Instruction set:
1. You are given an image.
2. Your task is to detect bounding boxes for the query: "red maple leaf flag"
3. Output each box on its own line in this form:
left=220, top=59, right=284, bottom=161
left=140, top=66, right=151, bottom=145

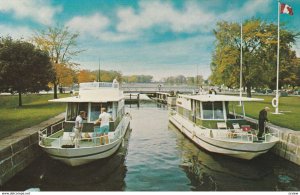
left=280, top=3, right=293, bottom=15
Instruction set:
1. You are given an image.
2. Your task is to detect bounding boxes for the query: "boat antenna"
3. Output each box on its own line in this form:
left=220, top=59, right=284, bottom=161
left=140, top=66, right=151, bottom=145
left=98, top=58, right=101, bottom=82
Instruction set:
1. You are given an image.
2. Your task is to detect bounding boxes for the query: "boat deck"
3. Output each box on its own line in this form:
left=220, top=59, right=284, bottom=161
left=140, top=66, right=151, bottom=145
left=44, top=132, right=116, bottom=148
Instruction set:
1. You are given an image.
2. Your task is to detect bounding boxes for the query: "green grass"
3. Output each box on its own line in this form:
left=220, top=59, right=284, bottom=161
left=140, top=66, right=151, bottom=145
left=243, top=95, right=300, bottom=131
left=0, top=93, right=68, bottom=139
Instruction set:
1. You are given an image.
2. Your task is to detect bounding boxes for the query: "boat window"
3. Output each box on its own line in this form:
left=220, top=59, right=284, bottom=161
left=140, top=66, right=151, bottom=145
left=214, top=102, right=224, bottom=119
left=78, top=103, right=88, bottom=120
left=202, top=102, right=224, bottom=120
left=67, top=102, right=78, bottom=121
left=202, top=102, right=213, bottom=119
left=90, top=102, right=113, bottom=122
left=90, top=103, right=101, bottom=122
left=66, top=102, right=88, bottom=121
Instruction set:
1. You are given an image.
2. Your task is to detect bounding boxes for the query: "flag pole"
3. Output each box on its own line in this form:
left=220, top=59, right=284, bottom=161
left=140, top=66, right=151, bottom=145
left=274, top=0, right=280, bottom=114
left=239, top=22, right=243, bottom=106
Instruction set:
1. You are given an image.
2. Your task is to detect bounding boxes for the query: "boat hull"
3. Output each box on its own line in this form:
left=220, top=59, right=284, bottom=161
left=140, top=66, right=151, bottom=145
left=40, top=116, right=130, bottom=166
left=169, top=114, right=279, bottom=160
left=41, top=139, right=123, bottom=166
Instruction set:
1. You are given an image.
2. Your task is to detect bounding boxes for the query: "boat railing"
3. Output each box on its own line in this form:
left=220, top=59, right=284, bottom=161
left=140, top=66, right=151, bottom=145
left=80, top=82, right=119, bottom=90
left=212, top=130, right=254, bottom=142
left=39, top=116, right=129, bottom=147
left=39, top=128, right=111, bottom=147
left=39, top=121, right=64, bottom=146
left=212, top=128, right=278, bottom=143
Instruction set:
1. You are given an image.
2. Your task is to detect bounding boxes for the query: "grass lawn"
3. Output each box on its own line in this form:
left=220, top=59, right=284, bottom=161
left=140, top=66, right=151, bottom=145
left=243, top=95, right=300, bottom=131
left=0, top=93, right=68, bottom=139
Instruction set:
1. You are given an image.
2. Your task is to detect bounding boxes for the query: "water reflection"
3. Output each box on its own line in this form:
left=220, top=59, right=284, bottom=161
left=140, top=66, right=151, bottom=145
left=169, top=122, right=300, bottom=191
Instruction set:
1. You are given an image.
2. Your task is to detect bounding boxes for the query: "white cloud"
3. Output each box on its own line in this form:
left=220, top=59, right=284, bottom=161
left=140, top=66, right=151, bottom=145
left=66, top=12, right=140, bottom=42
left=0, top=0, right=62, bottom=25
left=66, top=13, right=110, bottom=36
left=116, top=1, right=216, bottom=33
left=220, top=0, right=272, bottom=21
left=0, top=24, right=33, bottom=39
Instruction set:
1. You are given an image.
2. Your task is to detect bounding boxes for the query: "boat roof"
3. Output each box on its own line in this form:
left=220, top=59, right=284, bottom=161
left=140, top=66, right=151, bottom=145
left=179, top=94, right=263, bottom=102
left=49, top=81, right=124, bottom=103
left=49, top=94, right=124, bottom=103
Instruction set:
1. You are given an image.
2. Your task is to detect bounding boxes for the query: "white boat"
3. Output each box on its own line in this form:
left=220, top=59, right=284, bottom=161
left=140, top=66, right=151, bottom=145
left=39, top=81, right=131, bottom=166
left=169, top=94, right=279, bottom=160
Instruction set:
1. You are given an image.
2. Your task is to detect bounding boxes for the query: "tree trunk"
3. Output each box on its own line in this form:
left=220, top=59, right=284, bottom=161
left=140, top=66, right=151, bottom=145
left=246, top=83, right=252, bottom=97
left=53, top=82, right=58, bottom=99
left=18, top=91, right=22, bottom=107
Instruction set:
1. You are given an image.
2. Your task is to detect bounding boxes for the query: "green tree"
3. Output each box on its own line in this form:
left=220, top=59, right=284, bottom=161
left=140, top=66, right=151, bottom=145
left=32, top=25, right=84, bottom=99
left=210, top=19, right=299, bottom=97
left=91, top=70, right=122, bottom=83
left=0, top=37, right=54, bottom=106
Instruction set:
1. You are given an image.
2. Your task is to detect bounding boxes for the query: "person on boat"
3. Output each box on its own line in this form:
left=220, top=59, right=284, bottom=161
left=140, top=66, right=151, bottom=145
left=257, top=107, right=270, bottom=140
left=74, top=111, right=85, bottom=148
left=95, top=107, right=112, bottom=145
left=113, top=77, right=119, bottom=88
left=208, top=88, right=217, bottom=95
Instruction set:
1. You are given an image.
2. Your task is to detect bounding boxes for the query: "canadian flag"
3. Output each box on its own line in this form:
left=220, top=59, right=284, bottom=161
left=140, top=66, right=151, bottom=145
left=280, top=3, right=293, bottom=15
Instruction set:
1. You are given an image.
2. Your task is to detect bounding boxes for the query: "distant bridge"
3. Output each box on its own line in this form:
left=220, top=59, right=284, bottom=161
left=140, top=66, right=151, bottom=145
left=121, top=83, right=198, bottom=94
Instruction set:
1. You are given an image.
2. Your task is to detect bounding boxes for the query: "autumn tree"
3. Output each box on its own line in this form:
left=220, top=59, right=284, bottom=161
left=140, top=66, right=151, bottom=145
left=0, top=37, right=54, bottom=106
left=32, top=25, right=83, bottom=98
left=55, top=63, right=77, bottom=93
left=210, top=19, right=299, bottom=97
left=77, top=69, right=97, bottom=83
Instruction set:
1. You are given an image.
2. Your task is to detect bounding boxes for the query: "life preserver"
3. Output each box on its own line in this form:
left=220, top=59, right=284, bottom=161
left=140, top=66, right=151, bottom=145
left=272, top=97, right=278, bottom=108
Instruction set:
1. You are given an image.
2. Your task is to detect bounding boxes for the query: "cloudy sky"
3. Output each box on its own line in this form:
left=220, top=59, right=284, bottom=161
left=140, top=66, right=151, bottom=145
left=0, top=0, right=299, bottom=80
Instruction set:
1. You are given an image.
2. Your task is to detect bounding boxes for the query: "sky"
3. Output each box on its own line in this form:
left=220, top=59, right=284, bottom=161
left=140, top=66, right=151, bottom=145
left=0, top=0, right=299, bottom=81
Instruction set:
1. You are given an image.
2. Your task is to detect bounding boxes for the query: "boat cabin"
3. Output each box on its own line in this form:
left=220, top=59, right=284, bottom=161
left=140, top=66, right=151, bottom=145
left=175, top=94, right=263, bottom=130
left=50, top=82, right=125, bottom=132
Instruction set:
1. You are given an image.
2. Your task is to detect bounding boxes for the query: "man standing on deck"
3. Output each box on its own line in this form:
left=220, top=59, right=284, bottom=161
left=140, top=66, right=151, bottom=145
left=74, top=111, right=85, bottom=148
left=257, top=107, right=270, bottom=140
left=95, top=108, right=112, bottom=145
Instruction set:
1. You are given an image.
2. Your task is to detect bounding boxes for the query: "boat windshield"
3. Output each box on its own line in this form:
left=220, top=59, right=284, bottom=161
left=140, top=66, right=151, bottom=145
left=202, top=102, right=224, bottom=120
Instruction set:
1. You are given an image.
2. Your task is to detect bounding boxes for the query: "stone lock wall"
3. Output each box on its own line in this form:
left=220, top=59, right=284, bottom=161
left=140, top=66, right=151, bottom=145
left=272, top=129, right=300, bottom=166
left=0, top=114, right=64, bottom=186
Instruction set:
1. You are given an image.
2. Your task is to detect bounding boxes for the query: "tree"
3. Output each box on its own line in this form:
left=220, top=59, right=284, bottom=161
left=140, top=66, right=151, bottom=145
left=55, top=63, right=77, bottom=93
left=91, top=70, right=123, bottom=83
left=0, top=37, right=54, bottom=106
left=210, top=19, right=299, bottom=97
left=32, top=25, right=84, bottom=98
left=122, top=74, right=153, bottom=83
left=77, top=69, right=97, bottom=83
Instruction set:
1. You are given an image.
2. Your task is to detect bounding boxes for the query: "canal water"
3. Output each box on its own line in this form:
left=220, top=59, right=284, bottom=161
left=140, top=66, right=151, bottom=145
left=1, top=101, right=300, bottom=191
